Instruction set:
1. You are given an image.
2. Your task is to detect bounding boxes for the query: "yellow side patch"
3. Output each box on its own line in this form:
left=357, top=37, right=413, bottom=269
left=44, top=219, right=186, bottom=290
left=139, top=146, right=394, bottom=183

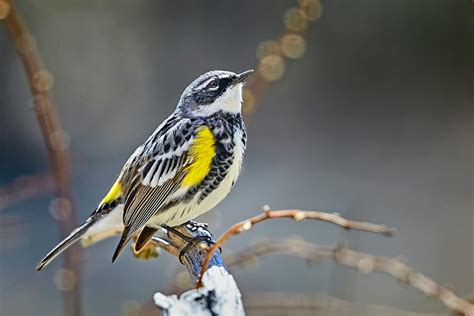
left=100, top=180, right=122, bottom=205
left=182, top=126, right=216, bottom=187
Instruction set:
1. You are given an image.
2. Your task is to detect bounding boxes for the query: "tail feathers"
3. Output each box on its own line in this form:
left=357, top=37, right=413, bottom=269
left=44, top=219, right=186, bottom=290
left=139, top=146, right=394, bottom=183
left=134, top=226, right=158, bottom=253
left=35, top=219, right=94, bottom=271
left=111, top=226, right=131, bottom=263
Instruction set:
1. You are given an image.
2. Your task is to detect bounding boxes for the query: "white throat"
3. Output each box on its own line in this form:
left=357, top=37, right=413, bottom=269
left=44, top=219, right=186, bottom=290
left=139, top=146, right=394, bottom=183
left=196, top=84, right=243, bottom=116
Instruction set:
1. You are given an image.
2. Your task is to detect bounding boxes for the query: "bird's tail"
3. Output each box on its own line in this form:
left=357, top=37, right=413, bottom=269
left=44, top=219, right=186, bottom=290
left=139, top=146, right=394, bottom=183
left=35, top=219, right=94, bottom=271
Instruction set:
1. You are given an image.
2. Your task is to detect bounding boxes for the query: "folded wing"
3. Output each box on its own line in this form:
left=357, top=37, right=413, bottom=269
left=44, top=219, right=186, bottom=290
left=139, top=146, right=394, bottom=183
left=112, top=118, right=211, bottom=261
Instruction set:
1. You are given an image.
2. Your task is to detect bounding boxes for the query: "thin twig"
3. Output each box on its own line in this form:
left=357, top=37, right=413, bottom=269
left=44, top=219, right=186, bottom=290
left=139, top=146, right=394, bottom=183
left=0, top=173, right=52, bottom=211
left=2, top=1, right=82, bottom=315
left=197, top=206, right=394, bottom=287
left=81, top=206, right=393, bottom=250
left=243, top=292, right=442, bottom=315
left=225, top=239, right=474, bottom=316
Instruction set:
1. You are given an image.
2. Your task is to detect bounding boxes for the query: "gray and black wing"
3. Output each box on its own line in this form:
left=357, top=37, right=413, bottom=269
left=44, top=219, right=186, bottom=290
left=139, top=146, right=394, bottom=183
left=111, top=117, right=203, bottom=261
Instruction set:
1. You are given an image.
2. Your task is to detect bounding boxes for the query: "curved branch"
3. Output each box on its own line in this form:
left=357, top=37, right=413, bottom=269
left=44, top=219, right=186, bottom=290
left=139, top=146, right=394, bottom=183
left=197, top=206, right=394, bottom=287
left=225, top=239, right=474, bottom=316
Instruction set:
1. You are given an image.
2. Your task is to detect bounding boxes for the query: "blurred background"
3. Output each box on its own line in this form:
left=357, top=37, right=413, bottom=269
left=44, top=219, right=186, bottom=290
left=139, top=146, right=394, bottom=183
left=0, top=0, right=472, bottom=315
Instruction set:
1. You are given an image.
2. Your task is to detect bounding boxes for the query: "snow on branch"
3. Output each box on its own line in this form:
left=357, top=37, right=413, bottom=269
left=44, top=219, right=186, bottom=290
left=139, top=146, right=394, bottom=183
left=146, top=223, right=244, bottom=316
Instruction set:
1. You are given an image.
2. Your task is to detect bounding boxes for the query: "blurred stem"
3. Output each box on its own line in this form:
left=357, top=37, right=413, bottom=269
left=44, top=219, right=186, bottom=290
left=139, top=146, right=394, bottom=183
left=0, top=173, right=52, bottom=211
left=197, top=206, right=394, bottom=287
left=226, top=239, right=474, bottom=316
left=2, top=1, right=82, bottom=315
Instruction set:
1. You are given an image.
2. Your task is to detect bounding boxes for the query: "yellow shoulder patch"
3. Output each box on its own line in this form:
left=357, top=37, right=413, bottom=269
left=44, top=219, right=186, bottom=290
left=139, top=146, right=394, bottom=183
left=100, top=180, right=122, bottom=205
left=182, top=126, right=216, bottom=187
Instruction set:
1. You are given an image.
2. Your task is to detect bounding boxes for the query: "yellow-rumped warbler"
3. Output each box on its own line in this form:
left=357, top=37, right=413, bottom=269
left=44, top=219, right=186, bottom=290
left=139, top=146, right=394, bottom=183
left=35, top=69, right=253, bottom=270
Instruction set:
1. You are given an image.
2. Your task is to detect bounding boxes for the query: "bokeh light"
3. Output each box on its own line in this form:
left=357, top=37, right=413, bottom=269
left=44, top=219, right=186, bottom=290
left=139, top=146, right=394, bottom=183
left=49, top=197, right=72, bottom=221
left=299, top=0, right=322, bottom=21
left=33, top=70, right=54, bottom=92
left=283, top=8, right=308, bottom=32
left=256, top=40, right=281, bottom=60
left=281, top=34, right=306, bottom=59
left=258, top=55, right=286, bottom=81
left=49, top=129, right=71, bottom=151
left=0, top=0, right=10, bottom=19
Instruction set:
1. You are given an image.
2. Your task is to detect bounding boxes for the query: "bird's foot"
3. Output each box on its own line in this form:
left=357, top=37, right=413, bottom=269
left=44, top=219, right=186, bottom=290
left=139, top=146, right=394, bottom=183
left=178, top=234, right=216, bottom=264
left=162, top=222, right=221, bottom=265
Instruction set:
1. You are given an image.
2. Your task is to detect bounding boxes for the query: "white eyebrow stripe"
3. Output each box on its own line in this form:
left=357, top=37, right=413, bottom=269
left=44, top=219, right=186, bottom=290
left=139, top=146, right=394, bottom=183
left=194, top=78, right=215, bottom=91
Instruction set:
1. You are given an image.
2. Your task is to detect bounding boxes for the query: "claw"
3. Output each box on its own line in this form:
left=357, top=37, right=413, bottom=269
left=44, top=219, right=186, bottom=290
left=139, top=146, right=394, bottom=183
left=162, top=222, right=217, bottom=264
left=177, top=235, right=215, bottom=265
left=178, top=248, right=187, bottom=264
left=178, top=241, right=195, bottom=264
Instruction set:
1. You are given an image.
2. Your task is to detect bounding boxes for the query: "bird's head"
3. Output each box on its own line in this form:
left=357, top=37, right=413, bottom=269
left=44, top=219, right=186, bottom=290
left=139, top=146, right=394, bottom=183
left=177, top=70, right=253, bottom=117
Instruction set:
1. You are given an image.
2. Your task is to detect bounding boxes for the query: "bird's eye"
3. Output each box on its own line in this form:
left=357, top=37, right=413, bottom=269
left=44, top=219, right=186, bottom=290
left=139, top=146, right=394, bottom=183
left=208, top=80, right=219, bottom=90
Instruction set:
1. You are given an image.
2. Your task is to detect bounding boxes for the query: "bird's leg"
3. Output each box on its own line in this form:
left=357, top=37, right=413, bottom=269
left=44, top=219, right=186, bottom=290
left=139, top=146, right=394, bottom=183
left=162, top=222, right=220, bottom=264
left=177, top=234, right=215, bottom=265
left=161, top=224, right=193, bottom=242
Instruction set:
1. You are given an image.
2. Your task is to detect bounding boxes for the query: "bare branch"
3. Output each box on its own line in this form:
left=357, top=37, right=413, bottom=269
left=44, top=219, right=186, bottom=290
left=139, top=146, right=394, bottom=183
left=2, top=1, right=82, bottom=315
left=87, top=212, right=471, bottom=315
left=244, top=292, right=442, bottom=316
left=225, top=239, right=474, bottom=316
left=0, top=173, right=52, bottom=211
left=197, top=206, right=394, bottom=287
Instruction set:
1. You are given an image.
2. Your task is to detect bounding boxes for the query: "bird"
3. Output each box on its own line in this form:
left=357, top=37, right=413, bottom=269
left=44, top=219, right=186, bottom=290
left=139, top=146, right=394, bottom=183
left=35, top=69, right=253, bottom=271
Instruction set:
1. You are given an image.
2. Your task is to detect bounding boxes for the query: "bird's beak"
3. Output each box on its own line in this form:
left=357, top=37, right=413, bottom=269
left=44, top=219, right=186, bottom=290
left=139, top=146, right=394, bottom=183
left=234, top=69, right=254, bottom=85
